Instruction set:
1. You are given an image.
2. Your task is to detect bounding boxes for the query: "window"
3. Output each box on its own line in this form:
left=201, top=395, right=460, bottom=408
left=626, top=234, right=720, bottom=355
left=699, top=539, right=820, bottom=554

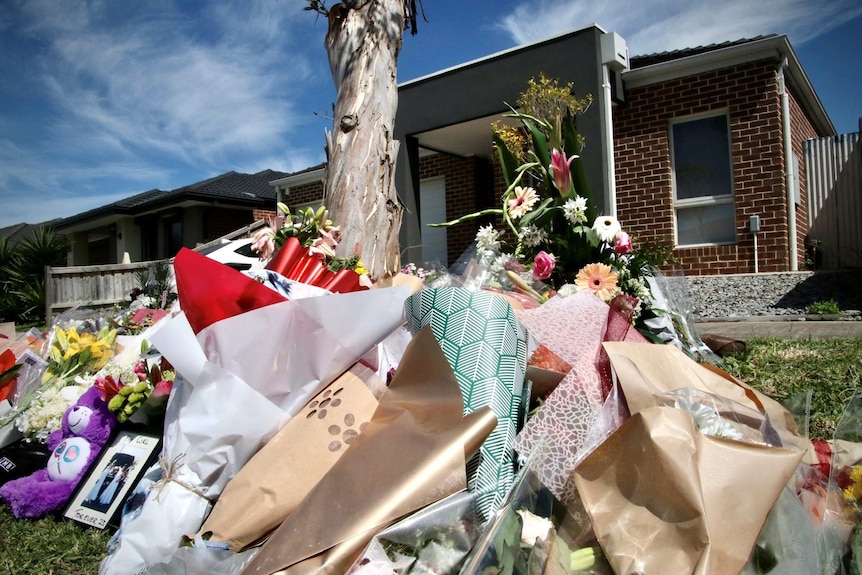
left=419, top=176, right=448, bottom=266
left=671, top=113, right=735, bottom=246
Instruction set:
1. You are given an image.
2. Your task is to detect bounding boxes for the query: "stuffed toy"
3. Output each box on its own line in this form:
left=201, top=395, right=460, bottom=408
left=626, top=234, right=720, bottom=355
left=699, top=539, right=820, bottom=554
left=0, top=386, right=117, bottom=518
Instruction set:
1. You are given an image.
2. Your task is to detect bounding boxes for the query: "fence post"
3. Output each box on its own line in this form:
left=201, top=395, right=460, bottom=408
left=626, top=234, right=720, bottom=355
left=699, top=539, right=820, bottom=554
left=45, top=265, right=54, bottom=326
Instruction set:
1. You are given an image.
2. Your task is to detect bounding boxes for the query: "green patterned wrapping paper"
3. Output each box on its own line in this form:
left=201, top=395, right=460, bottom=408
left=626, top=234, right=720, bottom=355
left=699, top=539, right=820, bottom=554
left=405, top=288, right=528, bottom=520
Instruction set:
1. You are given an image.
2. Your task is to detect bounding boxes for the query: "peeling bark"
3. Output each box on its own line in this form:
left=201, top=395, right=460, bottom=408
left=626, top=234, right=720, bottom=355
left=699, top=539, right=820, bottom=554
left=321, top=0, right=406, bottom=279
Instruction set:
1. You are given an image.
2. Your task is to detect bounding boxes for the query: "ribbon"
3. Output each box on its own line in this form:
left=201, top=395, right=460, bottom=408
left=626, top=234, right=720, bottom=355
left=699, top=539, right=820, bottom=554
left=152, top=454, right=212, bottom=503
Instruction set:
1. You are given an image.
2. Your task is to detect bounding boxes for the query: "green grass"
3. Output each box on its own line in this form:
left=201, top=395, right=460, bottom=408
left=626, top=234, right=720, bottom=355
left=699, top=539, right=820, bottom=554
left=1, top=337, right=860, bottom=573
left=806, top=299, right=842, bottom=316
left=722, top=337, right=862, bottom=441
left=0, top=508, right=111, bottom=574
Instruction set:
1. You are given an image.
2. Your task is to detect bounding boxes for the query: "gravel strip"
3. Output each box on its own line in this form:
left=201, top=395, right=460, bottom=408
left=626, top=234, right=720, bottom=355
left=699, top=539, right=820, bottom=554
left=683, top=270, right=862, bottom=320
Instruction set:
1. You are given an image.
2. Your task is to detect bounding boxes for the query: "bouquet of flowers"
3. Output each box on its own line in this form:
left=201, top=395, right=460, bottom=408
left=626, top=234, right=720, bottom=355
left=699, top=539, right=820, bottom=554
left=251, top=202, right=369, bottom=289
left=9, top=322, right=117, bottom=442
left=434, top=75, right=664, bottom=312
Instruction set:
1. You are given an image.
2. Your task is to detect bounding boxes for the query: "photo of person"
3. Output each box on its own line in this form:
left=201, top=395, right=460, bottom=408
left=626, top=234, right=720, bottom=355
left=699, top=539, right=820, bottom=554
left=64, top=431, right=161, bottom=530
left=82, top=453, right=135, bottom=513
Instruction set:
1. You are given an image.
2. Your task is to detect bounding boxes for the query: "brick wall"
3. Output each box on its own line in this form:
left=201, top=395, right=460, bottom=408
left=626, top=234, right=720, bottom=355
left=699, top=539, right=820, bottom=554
left=418, top=153, right=494, bottom=265
left=203, top=207, right=254, bottom=242
left=614, top=59, right=796, bottom=275
left=252, top=208, right=275, bottom=223
left=287, top=181, right=325, bottom=206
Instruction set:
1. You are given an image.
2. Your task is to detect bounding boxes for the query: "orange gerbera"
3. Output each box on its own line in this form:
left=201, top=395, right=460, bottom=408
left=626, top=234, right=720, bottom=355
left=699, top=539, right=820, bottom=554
left=575, top=263, right=619, bottom=302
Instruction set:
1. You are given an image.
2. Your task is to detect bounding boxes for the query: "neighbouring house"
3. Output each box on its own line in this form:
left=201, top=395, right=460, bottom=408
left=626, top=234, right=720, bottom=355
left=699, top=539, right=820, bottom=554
left=613, top=35, right=835, bottom=274
left=54, top=169, right=289, bottom=266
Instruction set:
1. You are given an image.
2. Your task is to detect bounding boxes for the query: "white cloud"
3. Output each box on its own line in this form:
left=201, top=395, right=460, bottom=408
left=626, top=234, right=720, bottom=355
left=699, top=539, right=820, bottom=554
left=0, top=0, right=333, bottom=227
left=499, top=0, right=862, bottom=56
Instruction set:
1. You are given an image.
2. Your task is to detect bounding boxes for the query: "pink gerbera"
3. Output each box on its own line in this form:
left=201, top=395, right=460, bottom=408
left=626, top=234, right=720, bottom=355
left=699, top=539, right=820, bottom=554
left=507, top=186, right=539, bottom=220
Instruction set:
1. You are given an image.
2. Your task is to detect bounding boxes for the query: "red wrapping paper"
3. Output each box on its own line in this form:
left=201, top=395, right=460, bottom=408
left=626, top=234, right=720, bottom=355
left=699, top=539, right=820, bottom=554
left=174, top=248, right=286, bottom=334
left=265, top=237, right=303, bottom=276
left=321, top=268, right=363, bottom=293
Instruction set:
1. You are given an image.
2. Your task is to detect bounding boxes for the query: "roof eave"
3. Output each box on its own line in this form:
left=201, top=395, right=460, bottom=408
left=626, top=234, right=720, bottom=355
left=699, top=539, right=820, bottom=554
left=270, top=167, right=326, bottom=191
left=622, top=35, right=835, bottom=135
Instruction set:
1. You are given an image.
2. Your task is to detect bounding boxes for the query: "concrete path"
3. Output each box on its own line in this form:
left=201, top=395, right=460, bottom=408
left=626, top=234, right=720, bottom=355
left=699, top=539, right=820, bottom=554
left=694, top=318, right=862, bottom=340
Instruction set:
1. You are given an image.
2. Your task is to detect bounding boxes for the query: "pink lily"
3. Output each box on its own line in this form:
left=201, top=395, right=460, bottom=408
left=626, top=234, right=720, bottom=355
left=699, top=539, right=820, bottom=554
left=549, top=148, right=576, bottom=197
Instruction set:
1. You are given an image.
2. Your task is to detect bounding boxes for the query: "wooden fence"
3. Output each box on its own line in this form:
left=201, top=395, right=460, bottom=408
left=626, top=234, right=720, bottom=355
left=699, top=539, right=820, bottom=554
left=44, top=260, right=174, bottom=324
left=44, top=220, right=266, bottom=323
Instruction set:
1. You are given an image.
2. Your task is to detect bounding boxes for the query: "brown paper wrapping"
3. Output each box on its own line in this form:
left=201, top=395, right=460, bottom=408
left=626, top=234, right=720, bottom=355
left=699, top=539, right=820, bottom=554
left=199, top=363, right=383, bottom=551
left=574, top=342, right=806, bottom=575
left=242, top=325, right=497, bottom=575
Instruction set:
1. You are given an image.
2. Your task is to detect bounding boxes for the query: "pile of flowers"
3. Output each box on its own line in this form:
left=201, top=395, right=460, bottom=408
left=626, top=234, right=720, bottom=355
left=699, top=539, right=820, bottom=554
left=112, top=260, right=176, bottom=336
left=435, top=75, right=666, bottom=311
left=94, top=350, right=174, bottom=424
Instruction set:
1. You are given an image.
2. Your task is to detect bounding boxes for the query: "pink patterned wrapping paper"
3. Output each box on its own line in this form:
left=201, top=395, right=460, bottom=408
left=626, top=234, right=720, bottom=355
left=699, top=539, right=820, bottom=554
left=513, top=292, right=647, bottom=506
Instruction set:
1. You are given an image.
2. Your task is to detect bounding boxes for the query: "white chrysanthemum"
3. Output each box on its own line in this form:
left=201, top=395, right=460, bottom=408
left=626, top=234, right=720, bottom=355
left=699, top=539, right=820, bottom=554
left=563, top=196, right=589, bottom=225
left=16, top=382, right=89, bottom=441
left=556, top=283, right=581, bottom=297
left=475, top=225, right=501, bottom=252
left=518, top=225, right=548, bottom=247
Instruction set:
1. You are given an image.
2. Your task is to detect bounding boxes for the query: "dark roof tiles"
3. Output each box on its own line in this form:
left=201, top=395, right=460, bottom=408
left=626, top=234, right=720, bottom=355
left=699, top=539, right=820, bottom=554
left=630, top=35, right=779, bottom=69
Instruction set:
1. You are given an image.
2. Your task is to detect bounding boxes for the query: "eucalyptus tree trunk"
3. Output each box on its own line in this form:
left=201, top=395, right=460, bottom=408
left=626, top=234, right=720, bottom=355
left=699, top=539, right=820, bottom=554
left=321, top=0, right=406, bottom=279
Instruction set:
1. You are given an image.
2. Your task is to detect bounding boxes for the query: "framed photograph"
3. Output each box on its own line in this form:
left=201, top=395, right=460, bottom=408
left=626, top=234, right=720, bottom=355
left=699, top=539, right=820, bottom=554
left=63, top=429, right=161, bottom=529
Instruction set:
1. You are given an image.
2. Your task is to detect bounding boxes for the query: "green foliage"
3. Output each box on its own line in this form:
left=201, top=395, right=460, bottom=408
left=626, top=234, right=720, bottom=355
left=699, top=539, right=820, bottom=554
left=722, top=337, right=862, bottom=441
left=0, top=227, right=68, bottom=324
left=806, top=299, right=842, bottom=316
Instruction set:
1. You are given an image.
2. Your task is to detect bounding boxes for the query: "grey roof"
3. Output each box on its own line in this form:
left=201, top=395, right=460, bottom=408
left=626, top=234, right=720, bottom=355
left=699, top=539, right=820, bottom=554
left=55, top=169, right=292, bottom=230
left=630, top=35, right=779, bottom=69
left=0, top=220, right=64, bottom=245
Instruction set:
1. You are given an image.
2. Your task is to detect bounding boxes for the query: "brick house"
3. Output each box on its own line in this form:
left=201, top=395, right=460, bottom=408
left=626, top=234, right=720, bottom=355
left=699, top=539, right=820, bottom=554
left=274, top=29, right=835, bottom=275
left=614, top=35, right=833, bottom=274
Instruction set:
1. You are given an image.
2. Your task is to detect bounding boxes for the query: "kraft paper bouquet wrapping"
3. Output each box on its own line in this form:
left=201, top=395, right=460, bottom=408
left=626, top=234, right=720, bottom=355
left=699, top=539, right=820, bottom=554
left=242, top=326, right=498, bottom=575
left=199, top=363, right=384, bottom=551
left=404, top=288, right=528, bottom=521
left=573, top=342, right=807, bottom=575
left=100, top=248, right=411, bottom=574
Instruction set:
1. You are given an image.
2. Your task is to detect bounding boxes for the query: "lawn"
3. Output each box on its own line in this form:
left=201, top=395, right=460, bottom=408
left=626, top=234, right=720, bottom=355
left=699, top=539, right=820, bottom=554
left=1, top=336, right=860, bottom=574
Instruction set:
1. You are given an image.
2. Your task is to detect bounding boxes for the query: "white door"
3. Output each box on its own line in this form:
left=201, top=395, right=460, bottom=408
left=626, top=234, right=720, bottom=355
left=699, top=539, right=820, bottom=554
left=419, top=176, right=448, bottom=266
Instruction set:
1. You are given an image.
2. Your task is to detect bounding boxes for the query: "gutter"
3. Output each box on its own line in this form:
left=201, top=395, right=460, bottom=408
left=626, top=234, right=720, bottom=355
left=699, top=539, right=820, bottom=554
left=778, top=58, right=799, bottom=271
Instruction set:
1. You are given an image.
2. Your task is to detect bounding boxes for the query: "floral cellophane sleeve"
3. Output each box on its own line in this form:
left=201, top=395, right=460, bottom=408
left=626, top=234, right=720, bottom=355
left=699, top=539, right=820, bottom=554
left=513, top=292, right=646, bottom=507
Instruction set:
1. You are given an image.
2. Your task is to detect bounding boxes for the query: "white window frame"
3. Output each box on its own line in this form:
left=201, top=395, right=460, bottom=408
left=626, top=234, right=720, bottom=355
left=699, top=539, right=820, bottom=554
left=670, top=110, right=736, bottom=247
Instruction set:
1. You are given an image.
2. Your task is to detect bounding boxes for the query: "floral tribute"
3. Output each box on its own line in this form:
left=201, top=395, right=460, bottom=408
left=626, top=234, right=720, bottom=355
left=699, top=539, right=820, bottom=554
left=435, top=75, right=663, bottom=310
left=250, top=203, right=370, bottom=292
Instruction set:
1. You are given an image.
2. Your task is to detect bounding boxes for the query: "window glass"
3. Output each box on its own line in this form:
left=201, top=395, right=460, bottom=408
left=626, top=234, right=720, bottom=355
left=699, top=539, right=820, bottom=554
left=676, top=202, right=736, bottom=245
left=672, top=113, right=735, bottom=246
left=672, top=115, right=732, bottom=200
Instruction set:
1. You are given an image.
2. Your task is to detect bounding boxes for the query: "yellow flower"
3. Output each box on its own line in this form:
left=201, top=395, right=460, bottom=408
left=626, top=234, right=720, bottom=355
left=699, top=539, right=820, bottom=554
left=575, top=263, right=620, bottom=302
left=844, top=466, right=862, bottom=504
left=354, top=260, right=368, bottom=276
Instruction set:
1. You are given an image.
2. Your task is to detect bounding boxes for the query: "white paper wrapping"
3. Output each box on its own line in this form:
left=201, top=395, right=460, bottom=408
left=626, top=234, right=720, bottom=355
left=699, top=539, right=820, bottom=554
left=99, top=314, right=284, bottom=575
left=99, top=286, right=411, bottom=574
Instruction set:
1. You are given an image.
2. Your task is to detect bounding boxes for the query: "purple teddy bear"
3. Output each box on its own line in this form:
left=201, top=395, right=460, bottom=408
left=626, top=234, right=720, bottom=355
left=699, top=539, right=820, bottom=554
left=0, top=386, right=117, bottom=518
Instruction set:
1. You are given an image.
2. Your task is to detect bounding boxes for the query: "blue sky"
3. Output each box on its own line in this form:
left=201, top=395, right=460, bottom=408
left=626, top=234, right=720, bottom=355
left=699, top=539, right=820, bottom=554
left=1, top=0, right=860, bottom=228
